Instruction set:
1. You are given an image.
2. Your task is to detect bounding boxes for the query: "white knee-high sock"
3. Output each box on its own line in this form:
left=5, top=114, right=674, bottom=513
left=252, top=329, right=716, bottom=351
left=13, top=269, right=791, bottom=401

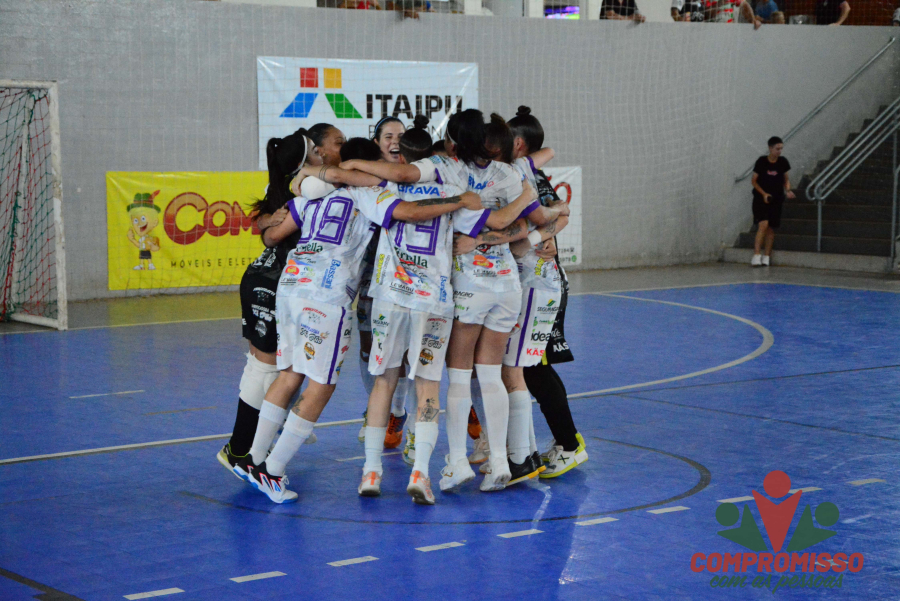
left=446, top=368, right=473, bottom=464
left=412, top=421, right=438, bottom=478
left=474, top=364, right=509, bottom=473
left=265, top=412, right=315, bottom=476
left=391, top=376, right=409, bottom=417
left=471, top=377, right=487, bottom=438
left=250, top=401, right=288, bottom=465
left=507, top=390, right=533, bottom=464
left=528, top=408, right=537, bottom=454
left=363, top=426, right=387, bottom=476
left=359, top=352, right=376, bottom=397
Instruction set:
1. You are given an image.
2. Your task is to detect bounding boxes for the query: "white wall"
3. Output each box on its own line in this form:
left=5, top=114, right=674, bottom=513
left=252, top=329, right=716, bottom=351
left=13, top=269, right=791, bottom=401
left=0, top=1, right=897, bottom=299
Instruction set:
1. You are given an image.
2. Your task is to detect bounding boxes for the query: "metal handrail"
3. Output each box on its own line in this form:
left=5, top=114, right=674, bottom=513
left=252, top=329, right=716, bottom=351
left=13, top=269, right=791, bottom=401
left=736, top=36, right=896, bottom=183
left=804, top=97, right=900, bottom=254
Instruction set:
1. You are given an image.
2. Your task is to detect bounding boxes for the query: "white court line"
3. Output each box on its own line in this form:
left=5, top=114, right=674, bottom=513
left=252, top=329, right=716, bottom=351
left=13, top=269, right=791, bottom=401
left=69, top=390, right=144, bottom=399
left=229, top=571, right=285, bottom=583
left=566, top=292, right=774, bottom=398
left=717, top=496, right=754, bottom=503
left=789, top=487, right=822, bottom=493
left=575, top=517, right=618, bottom=526
left=648, top=506, right=690, bottom=514
left=328, top=556, right=378, bottom=567
left=849, top=478, right=886, bottom=486
left=416, top=542, right=465, bottom=552
left=124, top=588, right=184, bottom=600
left=0, top=295, right=770, bottom=466
left=335, top=451, right=401, bottom=462
left=498, top=529, right=543, bottom=538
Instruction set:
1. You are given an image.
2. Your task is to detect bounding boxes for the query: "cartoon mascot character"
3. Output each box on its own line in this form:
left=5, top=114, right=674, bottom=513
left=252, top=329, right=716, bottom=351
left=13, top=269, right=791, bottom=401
left=126, top=190, right=162, bottom=270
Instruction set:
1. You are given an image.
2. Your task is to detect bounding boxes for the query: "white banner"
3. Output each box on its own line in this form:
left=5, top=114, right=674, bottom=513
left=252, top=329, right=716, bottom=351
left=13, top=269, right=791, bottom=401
left=542, top=166, right=582, bottom=267
left=257, top=58, right=479, bottom=170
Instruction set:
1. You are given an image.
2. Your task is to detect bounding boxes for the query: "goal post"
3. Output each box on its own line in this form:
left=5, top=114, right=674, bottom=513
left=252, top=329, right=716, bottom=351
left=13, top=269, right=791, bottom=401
left=0, top=80, right=67, bottom=330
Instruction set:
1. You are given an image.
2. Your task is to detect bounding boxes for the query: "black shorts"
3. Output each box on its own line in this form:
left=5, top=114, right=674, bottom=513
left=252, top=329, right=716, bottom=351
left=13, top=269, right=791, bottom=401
left=543, top=261, right=574, bottom=365
left=139, top=250, right=152, bottom=260
left=752, top=197, right=784, bottom=229
left=240, top=268, right=280, bottom=354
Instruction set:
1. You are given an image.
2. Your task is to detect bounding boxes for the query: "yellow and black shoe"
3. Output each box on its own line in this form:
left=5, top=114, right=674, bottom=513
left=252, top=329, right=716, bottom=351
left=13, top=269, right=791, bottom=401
left=507, top=454, right=542, bottom=486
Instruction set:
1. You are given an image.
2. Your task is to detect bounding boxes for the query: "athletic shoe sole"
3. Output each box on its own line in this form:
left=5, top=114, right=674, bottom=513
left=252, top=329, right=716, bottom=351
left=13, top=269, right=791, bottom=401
left=407, top=475, right=435, bottom=505
left=232, top=464, right=251, bottom=483
left=540, top=452, right=589, bottom=479
left=507, top=467, right=541, bottom=486
left=480, top=471, right=511, bottom=492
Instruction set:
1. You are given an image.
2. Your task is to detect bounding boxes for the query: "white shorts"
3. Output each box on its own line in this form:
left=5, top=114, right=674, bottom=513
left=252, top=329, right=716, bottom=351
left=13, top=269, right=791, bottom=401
left=369, top=298, right=452, bottom=382
left=276, top=296, right=353, bottom=385
left=503, top=287, right=562, bottom=367
left=453, top=289, right=521, bottom=333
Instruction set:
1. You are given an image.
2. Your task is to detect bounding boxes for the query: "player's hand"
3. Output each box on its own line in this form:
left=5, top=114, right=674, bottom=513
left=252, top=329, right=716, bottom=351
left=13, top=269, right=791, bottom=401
left=550, top=200, right=571, bottom=217
left=459, top=191, right=483, bottom=211
left=339, top=160, right=359, bottom=171
left=453, top=234, right=478, bottom=256
left=536, top=238, right=558, bottom=259
left=763, top=193, right=771, bottom=204
left=269, top=207, right=289, bottom=227
left=522, top=181, right=537, bottom=203
left=786, top=191, right=796, bottom=200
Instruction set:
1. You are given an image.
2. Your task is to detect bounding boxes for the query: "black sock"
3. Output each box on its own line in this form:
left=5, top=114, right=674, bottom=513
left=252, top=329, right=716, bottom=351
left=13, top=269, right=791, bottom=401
left=227, top=397, right=260, bottom=457
left=523, top=364, right=579, bottom=452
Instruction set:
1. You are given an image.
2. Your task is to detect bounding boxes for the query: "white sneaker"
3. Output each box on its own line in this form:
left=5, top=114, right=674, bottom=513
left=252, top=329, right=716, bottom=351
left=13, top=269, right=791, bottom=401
left=402, top=430, right=416, bottom=466
left=540, top=445, right=588, bottom=479
left=540, top=439, right=559, bottom=463
left=480, top=461, right=511, bottom=492
left=479, top=461, right=491, bottom=475
left=358, top=471, right=382, bottom=497
left=762, top=255, right=770, bottom=266
left=751, top=254, right=762, bottom=267
left=468, top=432, right=490, bottom=464
left=247, top=462, right=298, bottom=504
left=439, top=455, right=476, bottom=491
left=407, top=470, right=435, bottom=505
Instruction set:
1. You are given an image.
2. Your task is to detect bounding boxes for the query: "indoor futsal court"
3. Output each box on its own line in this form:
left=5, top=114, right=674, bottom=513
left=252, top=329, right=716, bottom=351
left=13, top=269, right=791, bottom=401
left=1, top=265, right=898, bottom=600
left=3, top=1, right=900, bottom=600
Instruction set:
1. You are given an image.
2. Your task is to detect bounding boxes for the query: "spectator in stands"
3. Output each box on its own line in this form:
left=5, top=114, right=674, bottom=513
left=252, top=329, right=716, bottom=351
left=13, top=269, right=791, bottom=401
left=815, top=0, right=850, bottom=25
left=339, top=0, right=383, bottom=8
left=750, top=136, right=795, bottom=267
left=753, top=0, right=778, bottom=21
left=717, top=0, right=762, bottom=28
left=771, top=10, right=785, bottom=23
left=893, top=5, right=899, bottom=25
left=671, top=0, right=706, bottom=21
left=601, top=0, right=646, bottom=22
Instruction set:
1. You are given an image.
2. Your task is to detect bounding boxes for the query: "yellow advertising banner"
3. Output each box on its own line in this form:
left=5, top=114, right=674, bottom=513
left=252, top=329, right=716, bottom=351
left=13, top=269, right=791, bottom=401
left=106, top=172, right=269, bottom=291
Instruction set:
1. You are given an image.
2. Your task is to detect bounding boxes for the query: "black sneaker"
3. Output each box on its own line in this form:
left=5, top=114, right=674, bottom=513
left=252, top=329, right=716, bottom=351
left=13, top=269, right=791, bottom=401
left=217, top=443, right=247, bottom=480
left=531, top=451, right=546, bottom=475
left=507, top=454, right=542, bottom=486
left=247, top=461, right=298, bottom=504
left=232, top=453, right=256, bottom=482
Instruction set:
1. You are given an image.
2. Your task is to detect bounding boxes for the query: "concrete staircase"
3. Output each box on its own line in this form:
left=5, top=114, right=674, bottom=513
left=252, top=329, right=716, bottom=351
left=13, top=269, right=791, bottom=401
left=726, top=107, right=897, bottom=273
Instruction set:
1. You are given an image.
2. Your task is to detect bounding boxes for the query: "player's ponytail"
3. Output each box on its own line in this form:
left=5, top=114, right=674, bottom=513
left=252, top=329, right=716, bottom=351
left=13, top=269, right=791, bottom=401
left=507, top=105, right=544, bottom=154
left=485, top=113, right=513, bottom=164
left=252, top=128, right=312, bottom=218
left=399, top=114, right=433, bottom=163
left=447, top=108, right=492, bottom=166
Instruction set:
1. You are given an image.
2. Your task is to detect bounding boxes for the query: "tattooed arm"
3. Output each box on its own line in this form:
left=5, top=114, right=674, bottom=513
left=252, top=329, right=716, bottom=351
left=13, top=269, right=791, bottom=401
left=452, top=218, right=529, bottom=255
left=338, top=159, right=422, bottom=183
left=392, top=191, right=482, bottom=223
left=509, top=215, right=569, bottom=257
left=297, top=164, right=382, bottom=188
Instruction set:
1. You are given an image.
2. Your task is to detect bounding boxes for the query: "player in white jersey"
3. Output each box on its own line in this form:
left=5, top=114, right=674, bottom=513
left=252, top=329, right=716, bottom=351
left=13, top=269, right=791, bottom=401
left=357, top=117, right=412, bottom=450
left=341, top=116, right=537, bottom=503
left=233, top=138, right=482, bottom=503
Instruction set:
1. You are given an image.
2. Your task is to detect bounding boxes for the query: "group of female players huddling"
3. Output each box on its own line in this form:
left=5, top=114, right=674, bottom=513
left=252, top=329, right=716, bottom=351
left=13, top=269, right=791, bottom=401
left=217, top=107, right=589, bottom=505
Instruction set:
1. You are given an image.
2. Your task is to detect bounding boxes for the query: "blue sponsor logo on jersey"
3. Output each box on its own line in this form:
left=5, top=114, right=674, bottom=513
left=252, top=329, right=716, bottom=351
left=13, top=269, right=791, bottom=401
left=397, top=184, right=440, bottom=196
left=467, top=176, right=495, bottom=191
left=439, top=275, right=448, bottom=304
left=322, top=259, right=341, bottom=289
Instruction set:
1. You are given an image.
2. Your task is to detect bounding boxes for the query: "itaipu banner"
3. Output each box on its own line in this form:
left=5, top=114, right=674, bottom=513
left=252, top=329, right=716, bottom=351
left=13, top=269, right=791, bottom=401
left=542, top=166, right=582, bottom=267
left=106, top=172, right=268, bottom=291
left=257, top=57, right=479, bottom=170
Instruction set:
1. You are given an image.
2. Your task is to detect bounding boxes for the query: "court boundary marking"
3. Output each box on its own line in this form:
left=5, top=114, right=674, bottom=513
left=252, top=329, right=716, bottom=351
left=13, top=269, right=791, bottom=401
left=0, top=293, right=771, bottom=465
left=180, top=436, right=711, bottom=525
left=0, top=566, right=84, bottom=600
left=2, top=277, right=897, bottom=336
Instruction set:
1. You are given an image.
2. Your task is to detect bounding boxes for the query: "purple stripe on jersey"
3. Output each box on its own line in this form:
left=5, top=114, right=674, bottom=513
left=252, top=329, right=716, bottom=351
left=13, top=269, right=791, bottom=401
left=435, top=170, right=444, bottom=185
left=328, top=307, right=346, bottom=385
left=474, top=160, right=491, bottom=170
left=526, top=156, right=537, bottom=173
left=515, top=289, right=535, bottom=367
left=519, top=200, right=540, bottom=219
left=468, top=209, right=491, bottom=238
left=289, top=199, right=303, bottom=227
left=382, top=198, right=403, bottom=228
left=379, top=180, right=388, bottom=188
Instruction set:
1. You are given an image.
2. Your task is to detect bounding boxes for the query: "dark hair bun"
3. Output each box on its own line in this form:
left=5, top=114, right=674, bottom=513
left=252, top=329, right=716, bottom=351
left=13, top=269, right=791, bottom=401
left=516, top=106, right=532, bottom=117
left=412, top=114, right=429, bottom=129
left=489, top=113, right=506, bottom=126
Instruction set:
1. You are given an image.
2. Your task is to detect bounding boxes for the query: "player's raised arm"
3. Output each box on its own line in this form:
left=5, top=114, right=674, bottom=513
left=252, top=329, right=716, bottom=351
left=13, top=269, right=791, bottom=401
left=262, top=200, right=302, bottom=247
left=392, top=191, right=483, bottom=223
left=339, top=159, right=422, bottom=183
left=484, top=181, right=538, bottom=230
left=298, top=164, right=383, bottom=188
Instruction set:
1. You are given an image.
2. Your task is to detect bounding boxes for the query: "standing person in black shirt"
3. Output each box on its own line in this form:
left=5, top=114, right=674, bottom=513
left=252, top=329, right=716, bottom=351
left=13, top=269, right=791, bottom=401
left=816, top=0, right=850, bottom=25
left=750, top=136, right=795, bottom=267
left=602, top=0, right=647, bottom=22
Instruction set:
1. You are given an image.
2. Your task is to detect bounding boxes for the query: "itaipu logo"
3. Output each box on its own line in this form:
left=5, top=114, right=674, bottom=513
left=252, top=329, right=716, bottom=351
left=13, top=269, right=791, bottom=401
left=691, top=471, right=864, bottom=593
left=281, top=67, right=464, bottom=122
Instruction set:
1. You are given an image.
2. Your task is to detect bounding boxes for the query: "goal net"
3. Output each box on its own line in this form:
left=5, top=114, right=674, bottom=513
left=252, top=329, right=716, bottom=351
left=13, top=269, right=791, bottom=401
left=0, top=82, right=66, bottom=330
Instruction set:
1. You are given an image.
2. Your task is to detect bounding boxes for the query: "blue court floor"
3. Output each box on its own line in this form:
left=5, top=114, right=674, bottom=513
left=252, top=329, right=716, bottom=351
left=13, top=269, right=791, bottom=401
left=1, top=265, right=898, bottom=600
